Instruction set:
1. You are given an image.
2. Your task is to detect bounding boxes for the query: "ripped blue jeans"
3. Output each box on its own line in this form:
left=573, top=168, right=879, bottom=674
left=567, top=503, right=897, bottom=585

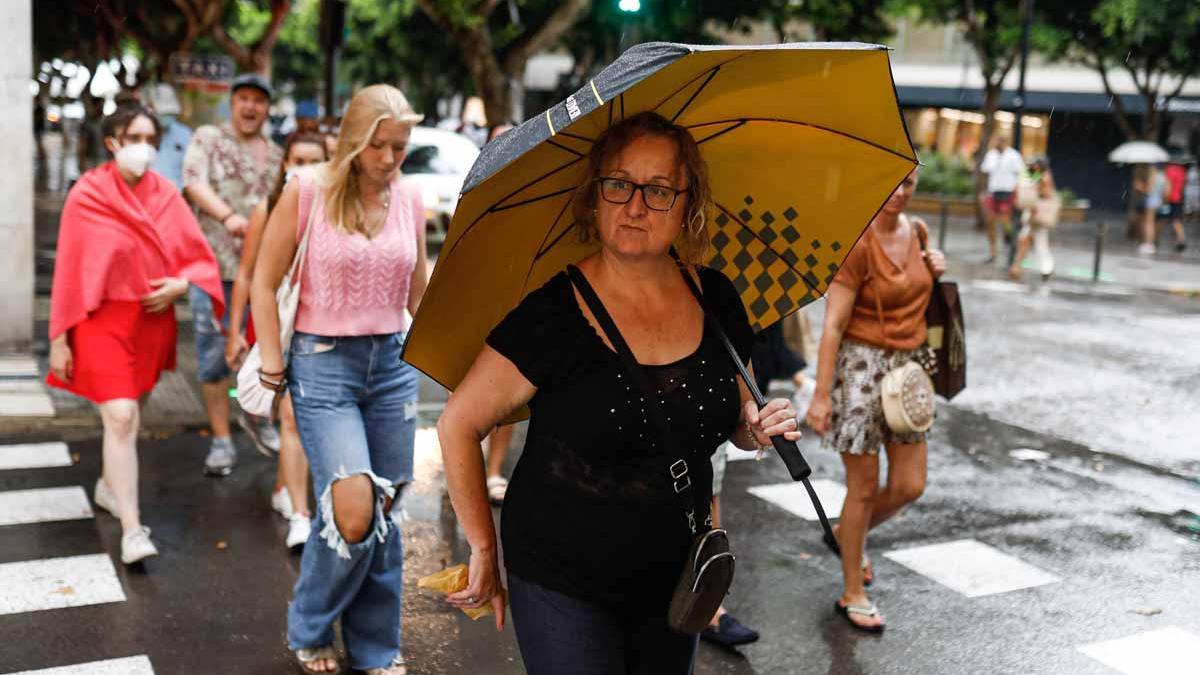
left=286, top=331, right=418, bottom=670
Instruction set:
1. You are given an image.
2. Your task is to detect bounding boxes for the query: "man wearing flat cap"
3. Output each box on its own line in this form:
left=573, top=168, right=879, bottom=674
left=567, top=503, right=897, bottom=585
left=182, top=73, right=284, bottom=477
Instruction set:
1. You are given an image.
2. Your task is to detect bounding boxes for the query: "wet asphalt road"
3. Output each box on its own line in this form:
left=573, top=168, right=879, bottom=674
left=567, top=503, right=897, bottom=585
left=2, top=277, right=1199, bottom=674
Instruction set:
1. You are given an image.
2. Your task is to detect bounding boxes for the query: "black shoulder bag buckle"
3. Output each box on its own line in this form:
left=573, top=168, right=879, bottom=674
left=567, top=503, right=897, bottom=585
left=566, top=264, right=733, bottom=635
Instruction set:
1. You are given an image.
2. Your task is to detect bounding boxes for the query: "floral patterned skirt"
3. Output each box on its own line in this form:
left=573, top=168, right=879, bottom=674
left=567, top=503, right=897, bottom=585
left=822, top=339, right=929, bottom=456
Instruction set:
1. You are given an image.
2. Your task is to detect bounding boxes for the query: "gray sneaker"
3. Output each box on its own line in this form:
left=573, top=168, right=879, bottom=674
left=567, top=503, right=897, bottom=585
left=238, top=409, right=281, bottom=457
left=204, top=436, right=237, bottom=477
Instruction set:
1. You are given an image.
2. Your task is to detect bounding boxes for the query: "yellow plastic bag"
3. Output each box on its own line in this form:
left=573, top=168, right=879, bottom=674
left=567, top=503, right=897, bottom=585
left=417, top=564, right=494, bottom=621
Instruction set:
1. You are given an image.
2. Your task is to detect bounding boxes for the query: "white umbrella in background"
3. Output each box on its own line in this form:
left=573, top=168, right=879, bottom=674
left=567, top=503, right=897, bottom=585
left=1108, top=141, right=1169, bottom=164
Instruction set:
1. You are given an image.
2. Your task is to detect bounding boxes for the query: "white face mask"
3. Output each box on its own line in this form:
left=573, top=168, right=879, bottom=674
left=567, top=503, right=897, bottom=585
left=284, top=168, right=298, bottom=184
left=114, top=142, right=157, bottom=177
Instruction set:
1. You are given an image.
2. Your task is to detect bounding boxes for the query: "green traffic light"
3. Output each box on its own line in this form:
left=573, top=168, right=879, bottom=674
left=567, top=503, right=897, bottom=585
left=618, top=0, right=641, bottom=12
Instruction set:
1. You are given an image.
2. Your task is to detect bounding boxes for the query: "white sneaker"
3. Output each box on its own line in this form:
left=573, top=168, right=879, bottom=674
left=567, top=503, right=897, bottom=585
left=271, top=487, right=294, bottom=519
left=286, top=512, right=312, bottom=549
left=120, top=526, right=159, bottom=564
left=1137, top=242, right=1157, bottom=256
left=94, top=478, right=118, bottom=517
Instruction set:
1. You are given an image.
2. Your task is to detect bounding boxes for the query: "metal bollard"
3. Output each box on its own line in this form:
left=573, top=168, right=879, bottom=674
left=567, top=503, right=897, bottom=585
left=1092, top=221, right=1107, bottom=283
left=938, top=199, right=949, bottom=250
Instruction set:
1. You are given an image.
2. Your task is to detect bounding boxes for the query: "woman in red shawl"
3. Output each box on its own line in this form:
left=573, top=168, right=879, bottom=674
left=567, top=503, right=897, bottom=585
left=47, top=106, right=224, bottom=565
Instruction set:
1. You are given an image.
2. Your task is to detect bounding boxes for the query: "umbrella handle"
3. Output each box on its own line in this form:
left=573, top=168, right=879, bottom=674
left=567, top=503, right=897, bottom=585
left=723, top=342, right=813, bottom=482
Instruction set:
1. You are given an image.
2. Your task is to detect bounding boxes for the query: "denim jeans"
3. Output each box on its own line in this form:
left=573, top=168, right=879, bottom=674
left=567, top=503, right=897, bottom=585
left=286, top=331, right=418, bottom=670
left=507, top=573, right=698, bottom=675
left=187, top=281, right=235, bottom=383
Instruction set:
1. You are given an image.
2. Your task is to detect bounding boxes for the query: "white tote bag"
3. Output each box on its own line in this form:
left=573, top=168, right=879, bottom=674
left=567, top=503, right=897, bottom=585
left=236, top=182, right=320, bottom=417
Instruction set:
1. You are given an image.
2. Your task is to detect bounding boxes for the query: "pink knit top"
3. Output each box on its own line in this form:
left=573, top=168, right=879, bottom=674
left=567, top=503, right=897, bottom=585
left=293, top=172, right=422, bottom=336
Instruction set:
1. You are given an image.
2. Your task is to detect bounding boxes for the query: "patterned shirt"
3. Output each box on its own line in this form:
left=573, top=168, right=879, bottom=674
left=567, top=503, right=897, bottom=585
left=182, top=123, right=282, bottom=279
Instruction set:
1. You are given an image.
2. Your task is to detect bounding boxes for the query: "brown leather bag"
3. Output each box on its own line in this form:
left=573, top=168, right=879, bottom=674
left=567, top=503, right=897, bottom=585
left=915, top=219, right=967, bottom=400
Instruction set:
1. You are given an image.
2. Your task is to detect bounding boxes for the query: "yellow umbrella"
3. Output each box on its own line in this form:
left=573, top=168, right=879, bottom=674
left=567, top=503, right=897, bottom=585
left=405, top=42, right=916, bottom=410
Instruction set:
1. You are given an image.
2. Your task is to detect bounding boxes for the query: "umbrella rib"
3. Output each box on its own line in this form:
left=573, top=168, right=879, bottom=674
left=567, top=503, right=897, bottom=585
left=546, top=139, right=584, bottom=157
left=713, top=201, right=820, bottom=296
left=668, top=67, right=721, bottom=123
left=493, top=186, right=576, bottom=213
left=441, top=157, right=584, bottom=260
left=557, top=130, right=595, bottom=143
left=533, top=218, right=579, bottom=263
left=650, top=53, right=748, bottom=119
left=689, top=118, right=917, bottom=163
left=694, top=120, right=747, bottom=146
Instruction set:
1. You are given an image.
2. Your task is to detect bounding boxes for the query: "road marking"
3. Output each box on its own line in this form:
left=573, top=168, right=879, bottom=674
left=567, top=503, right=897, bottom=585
left=1079, top=626, right=1200, bottom=675
left=0, top=391, right=56, bottom=417
left=883, top=538, right=1059, bottom=597
left=0, top=553, right=125, bottom=616
left=11, top=656, right=155, bottom=675
left=748, top=479, right=845, bottom=521
left=0, top=486, right=93, bottom=527
left=0, top=442, right=72, bottom=470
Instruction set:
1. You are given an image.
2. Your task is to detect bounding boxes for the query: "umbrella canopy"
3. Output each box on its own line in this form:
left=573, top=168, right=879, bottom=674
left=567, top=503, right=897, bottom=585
left=1108, top=141, right=1169, bottom=164
left=404, top=41, right=917, bottom=395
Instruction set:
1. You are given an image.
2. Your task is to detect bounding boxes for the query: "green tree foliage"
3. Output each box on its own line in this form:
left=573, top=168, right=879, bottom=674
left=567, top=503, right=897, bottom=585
left=1038, top=0, right=1200, bottom=141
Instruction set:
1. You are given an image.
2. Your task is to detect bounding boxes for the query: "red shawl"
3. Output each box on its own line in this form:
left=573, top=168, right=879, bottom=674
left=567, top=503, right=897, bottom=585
left=49, top=162, right=224, bottom=339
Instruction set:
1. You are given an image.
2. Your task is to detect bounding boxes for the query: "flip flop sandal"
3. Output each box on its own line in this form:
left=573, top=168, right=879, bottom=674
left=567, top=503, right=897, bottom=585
left=834, top=600, right=886, bottom=634
left=295, top=645, right=343, bottom=674
left=486, top=476, right=508, bottom=506
left=822, top=531, right=873, bottom=587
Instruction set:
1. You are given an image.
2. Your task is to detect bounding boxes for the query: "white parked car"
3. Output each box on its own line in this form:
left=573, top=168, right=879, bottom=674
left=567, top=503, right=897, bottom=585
left=402, top=126, right=480, bottom=243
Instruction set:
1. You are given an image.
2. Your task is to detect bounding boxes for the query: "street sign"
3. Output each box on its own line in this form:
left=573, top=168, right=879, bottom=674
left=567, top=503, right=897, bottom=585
left=169, top=54, right=236, bottom=92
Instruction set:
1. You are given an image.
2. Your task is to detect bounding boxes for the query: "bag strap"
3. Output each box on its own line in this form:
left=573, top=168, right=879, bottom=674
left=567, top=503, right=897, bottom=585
left=565, top=265, right=708, bottom=537
left=671, top=263, right=839, bottom=554
left=287, top=176, right=321, bottom=287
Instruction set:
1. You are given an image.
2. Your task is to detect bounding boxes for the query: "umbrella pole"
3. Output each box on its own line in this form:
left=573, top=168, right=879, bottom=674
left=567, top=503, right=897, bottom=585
left=712, top=327, right=841, bottom=555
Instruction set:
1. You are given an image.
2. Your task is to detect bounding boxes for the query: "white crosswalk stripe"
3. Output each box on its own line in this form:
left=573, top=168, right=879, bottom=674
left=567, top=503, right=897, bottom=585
left=0, top=486, right=93, bottom=527
left=0, top=442, right=72, bottom=471
left=0, top=553, right=126, bottom=616
left=10, top=655, right=155, bottom=675
left=1078, top=626, right=1200, bottom=675
left=882, top=538, right=1060, bottom=597
left=747, top=478, right=845, bottom=521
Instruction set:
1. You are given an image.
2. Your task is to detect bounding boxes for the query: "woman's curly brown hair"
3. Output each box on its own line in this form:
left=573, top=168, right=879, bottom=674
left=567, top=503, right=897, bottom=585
left=571, top=111, right=712, bottom=265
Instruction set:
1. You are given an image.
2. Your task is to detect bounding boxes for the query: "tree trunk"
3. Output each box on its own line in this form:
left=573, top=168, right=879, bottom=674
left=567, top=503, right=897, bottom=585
left=972, top=82, right=1002, bottom=230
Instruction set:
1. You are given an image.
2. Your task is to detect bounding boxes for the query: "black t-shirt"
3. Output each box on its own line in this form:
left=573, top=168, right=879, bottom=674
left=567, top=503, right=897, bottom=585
left=486, top=266, right=754, bottom=615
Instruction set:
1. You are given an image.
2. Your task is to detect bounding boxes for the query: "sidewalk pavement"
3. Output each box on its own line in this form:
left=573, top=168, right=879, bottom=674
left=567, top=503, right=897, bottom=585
left=915, top=212, right=1200, bottom=296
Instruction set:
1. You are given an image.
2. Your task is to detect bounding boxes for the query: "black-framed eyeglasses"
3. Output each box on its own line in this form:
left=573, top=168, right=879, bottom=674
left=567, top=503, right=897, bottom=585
left=596, top=177, right=688, bottom=212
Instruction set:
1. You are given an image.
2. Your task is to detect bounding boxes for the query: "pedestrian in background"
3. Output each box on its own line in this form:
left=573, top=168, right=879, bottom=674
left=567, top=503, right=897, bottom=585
left=1138, top=164, right=1168, bottom=255
left=1161, top=161, right=1188, bottom=253
left=437, top=111, right=800, bottom=674
left=252, top=84, right=428, bottom=675
left=1009, top=157, right=1059, bottom=281
left=182, top=73, right=284, bottom=476
left=980, top=134, right=1024, bottom=264
left=147, top=84, right=192, bottom=191
left=224, top=132, right=329, bottom=549
left=47, top=106, right=224, bottom=565
left=805, top=168, right=946, bottom=633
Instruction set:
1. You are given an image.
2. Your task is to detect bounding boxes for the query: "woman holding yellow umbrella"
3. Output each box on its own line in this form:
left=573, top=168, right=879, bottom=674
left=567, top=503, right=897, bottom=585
left=437, top=111, right=801, bottom=673
left=410, top=42, right=918, bottom=665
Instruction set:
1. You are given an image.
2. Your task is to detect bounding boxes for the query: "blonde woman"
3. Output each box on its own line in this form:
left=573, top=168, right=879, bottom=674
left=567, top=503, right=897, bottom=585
left=251, top=85, right=428, bottom=675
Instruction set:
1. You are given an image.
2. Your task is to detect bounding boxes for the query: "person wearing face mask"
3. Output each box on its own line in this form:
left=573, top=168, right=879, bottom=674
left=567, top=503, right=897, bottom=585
left=182, top=73, right=285, bottom=477
left=48, top=106, right=224, bottom=566
left=225, top=133, right=329, bottom=549
left=147, top=84, right=192, bottom=191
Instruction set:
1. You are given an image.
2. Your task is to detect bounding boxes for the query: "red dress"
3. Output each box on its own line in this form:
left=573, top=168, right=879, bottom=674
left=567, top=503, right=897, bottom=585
left=47, top=302, right=177, bottom=402
left=46, top=163, right=223, bottom=404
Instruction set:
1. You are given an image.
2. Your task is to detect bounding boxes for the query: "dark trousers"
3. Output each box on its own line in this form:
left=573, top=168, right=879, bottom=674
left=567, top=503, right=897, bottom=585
left=507, top=573, right=698, bottom=675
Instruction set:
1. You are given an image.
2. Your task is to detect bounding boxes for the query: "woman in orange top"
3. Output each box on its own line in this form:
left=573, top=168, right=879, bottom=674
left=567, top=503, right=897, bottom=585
left=804, top=169, right=946, bottom=633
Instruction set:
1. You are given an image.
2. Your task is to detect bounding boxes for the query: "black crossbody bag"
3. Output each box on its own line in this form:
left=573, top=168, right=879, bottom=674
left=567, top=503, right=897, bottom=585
left=566, top=264, right=735, bottom=634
